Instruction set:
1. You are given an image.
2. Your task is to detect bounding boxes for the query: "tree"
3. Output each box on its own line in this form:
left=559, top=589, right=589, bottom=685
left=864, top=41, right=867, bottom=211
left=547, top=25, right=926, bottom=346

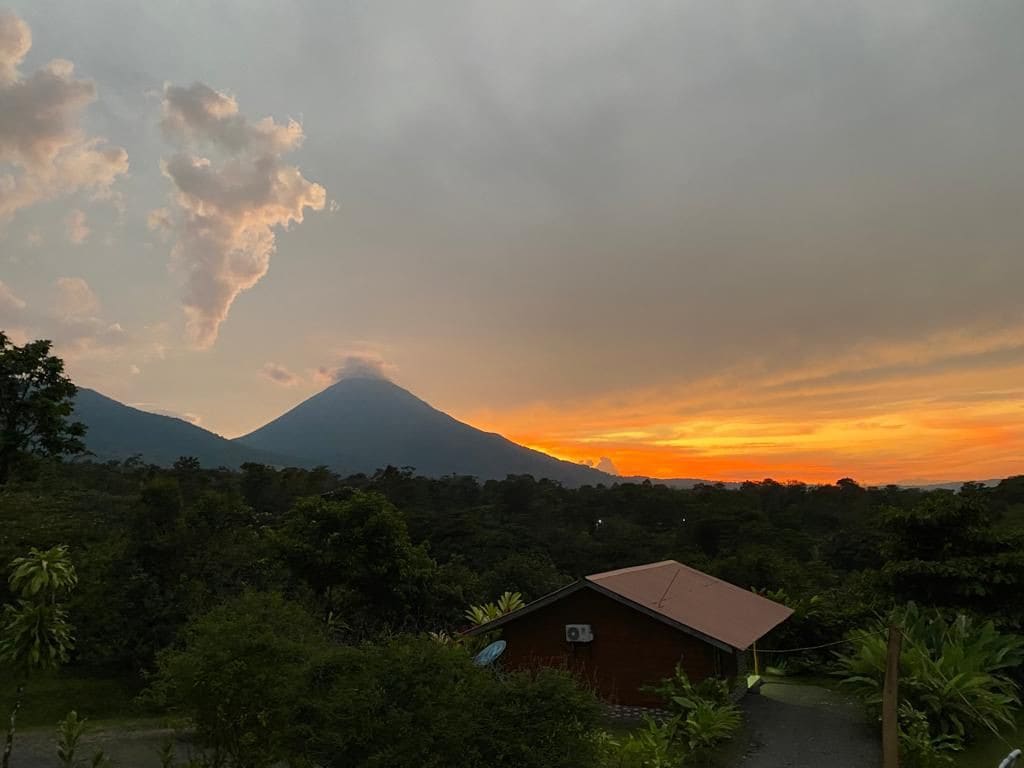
left=882, top=492, right=1024, bottom=620
left=150, top=591, right=330, bottom=768
left=0, top=333, right=86, bottom=484
left=274, top=491, right=440, bottom=636
left=0, top=545, right=78, bottom=768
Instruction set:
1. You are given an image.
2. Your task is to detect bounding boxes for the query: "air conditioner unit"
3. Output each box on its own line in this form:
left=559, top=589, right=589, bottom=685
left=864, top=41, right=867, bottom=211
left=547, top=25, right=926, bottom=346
left=565, top=624, right=594, bottom=643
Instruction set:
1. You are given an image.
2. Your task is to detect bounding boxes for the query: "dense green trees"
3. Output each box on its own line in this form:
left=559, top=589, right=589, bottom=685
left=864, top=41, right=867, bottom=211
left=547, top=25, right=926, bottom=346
left=3, top=448, right=1024, bottom=765
left=0, top=333, right=85, bottom=484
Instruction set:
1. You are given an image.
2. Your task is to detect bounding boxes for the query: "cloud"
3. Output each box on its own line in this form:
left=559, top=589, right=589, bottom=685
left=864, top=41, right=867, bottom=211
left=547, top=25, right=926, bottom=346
left=65, top=208, right=89, bottom=244
left=0, top=278, right=26, bottom=320
left=595, top=456, right=619, bottom=475
left=54, top=276, right=101, bottom=317
left=314, top=353, right=395, bottom=385
left=132, top=403, right=202, bottom=425
left=157, top=81, right=326, bottom=348
left=260, top=361, right=300, bottom=386
left=0, top=11, right=128, bottom=221
left=146, top=206, right=173, bottom=236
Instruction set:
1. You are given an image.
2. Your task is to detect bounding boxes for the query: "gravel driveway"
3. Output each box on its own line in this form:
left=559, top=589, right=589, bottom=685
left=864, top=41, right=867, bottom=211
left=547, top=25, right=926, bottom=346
left=736, top=679, right=878, bottom=768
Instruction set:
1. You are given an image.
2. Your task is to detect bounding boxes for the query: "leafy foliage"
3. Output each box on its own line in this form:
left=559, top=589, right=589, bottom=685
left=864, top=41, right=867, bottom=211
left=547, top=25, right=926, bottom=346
left=897, top=703, right=961, bottom=768
left=1, top=546, right=78, bottom=672
left=0, top=332, right=86, bottom=484
left=464, top=590, right=525, bottom=626
left=56, top=710, right=111, bottom=768
left=149, top=591, right=331, bottom=768
left=296, top=637, right=602, bottom=768
left=600, top=666, right=742, bottom=767
left=599, top=716, right=683, bottom=768
left=1, top=545, right=79, bottom=768
left=837, top=603, right=1024, bottom=753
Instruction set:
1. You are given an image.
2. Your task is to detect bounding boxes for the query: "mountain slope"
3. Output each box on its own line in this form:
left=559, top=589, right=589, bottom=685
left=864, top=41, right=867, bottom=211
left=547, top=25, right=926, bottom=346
left=234, top=377, right=613, bottom=485
left=73, top=388, right=300, bottom=469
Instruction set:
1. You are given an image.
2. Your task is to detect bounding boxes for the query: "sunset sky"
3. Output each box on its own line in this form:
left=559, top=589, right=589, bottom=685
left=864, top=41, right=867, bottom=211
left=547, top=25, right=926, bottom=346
left=2, top=1, right=1023, bottom=485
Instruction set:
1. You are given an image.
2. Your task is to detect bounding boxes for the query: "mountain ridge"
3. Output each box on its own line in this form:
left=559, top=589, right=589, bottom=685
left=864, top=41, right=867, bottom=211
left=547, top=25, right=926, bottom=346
left=71, top=382, right=1010, bottom=490
left=73, top=388, right=305, bottom=469
left=233, top=377, right=613, bottom=486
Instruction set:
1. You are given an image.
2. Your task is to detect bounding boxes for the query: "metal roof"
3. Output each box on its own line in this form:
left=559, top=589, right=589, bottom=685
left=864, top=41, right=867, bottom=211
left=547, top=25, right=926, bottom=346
left=466, top=560, right=792, bottom=651
left=586, top=560, right=793, bottom=650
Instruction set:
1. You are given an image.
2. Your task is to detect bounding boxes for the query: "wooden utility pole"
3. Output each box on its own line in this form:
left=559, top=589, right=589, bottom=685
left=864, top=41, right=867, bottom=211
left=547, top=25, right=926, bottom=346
left=882, top=625, right=902, bottom=768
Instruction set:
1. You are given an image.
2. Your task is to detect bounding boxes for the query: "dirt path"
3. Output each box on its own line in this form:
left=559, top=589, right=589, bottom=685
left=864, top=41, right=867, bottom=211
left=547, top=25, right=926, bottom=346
left=736, top=679, right=878, bottom=768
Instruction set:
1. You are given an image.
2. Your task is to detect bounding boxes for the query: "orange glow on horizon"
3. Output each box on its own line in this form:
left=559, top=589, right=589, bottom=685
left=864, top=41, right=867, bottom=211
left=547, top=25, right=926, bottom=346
left=461, top=350, right=1024, bottom=485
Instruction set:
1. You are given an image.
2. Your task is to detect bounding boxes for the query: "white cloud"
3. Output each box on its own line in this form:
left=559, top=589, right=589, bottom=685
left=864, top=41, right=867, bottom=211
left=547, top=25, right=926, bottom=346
left=260, top=361, right=301, bottom=386
left=0, top=12, right=128, bottom=221
left=131, top=403, right=202, bottom=425
left=313, top=352, right=395, bottom=385
left=65, top=208, right=89, bottom=244
left=158, top=81, right=326, bottom=347
left=0, top=278, right=26, bottom=321
left=54, top=276, right=101, bottom=317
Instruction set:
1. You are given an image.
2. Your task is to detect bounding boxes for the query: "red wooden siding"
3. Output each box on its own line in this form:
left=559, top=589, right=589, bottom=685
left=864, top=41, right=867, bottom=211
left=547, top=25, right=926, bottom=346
left=497, top=586, right=738, bottom=706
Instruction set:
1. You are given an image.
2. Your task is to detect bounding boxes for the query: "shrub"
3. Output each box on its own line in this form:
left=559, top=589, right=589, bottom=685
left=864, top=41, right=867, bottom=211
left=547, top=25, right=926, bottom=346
left=599, top=716, right=683, bottom=768
left=149, top=591, right=331, bottom=768
left=898, top=704, right=960, bottom=768
left=837, top=603, right=1024, bottom=753
left=622, top=663, right=745, bottom=765
left=295, top=636, right=602, bottom=768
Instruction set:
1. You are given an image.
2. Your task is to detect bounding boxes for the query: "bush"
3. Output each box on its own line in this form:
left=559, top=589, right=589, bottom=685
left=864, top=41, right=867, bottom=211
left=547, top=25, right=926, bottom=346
left=294, top=636, right=602, bottom=768
left=837, top=603, right=1024, bottom=755
left=599, top=716, right=682, bottom=768
left=149, top=591, right=331, bottom=768
left=615, top=665, right=743, bottom=765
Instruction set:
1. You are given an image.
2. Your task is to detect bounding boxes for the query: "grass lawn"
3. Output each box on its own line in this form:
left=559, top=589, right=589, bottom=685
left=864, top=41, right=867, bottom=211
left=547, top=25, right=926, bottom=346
left=0, top=668, right=156, bottom=730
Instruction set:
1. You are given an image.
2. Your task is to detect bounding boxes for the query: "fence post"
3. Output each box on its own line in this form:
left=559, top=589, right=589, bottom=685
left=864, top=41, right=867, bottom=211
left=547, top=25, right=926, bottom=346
left=882, top=625, right=902, bottom=768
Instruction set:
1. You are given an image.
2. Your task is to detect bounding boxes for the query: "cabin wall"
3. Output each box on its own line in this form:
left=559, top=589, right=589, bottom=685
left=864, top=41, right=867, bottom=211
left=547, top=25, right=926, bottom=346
left=497, top=587, right=738, bottom=707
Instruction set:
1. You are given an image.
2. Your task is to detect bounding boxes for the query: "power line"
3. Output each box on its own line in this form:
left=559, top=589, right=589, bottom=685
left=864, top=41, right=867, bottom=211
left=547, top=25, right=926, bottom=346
left=755, top=638, right=854, bottom=654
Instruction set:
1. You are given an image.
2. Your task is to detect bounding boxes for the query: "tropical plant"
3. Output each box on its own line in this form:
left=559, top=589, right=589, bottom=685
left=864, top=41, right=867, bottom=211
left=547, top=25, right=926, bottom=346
left=897, top=703, right=960, bottom=768
left=644, top=665, right=742, bottom=763
left=681, top=699, right=742, bottom=759
left=56, top=711, right=111, bottom=768
left=837, top=603, right=1024, bottom=749
left=650, top=664, right=733, bottom=713
left=599, top=716, right=682, bottom=768
left=465, top=591, right=525, bottom=626
left=0, top=545, right=78, bottom=768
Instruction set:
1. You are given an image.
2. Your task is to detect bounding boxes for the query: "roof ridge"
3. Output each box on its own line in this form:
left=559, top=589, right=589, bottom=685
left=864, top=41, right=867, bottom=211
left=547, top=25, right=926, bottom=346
left=586, top=560, right=678, bottom=580
left=590, top=559, right=780, bottom=602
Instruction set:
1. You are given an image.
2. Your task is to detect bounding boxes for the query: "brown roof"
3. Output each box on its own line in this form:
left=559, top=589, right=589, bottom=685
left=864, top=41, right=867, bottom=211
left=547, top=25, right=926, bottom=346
left=467, top=560, right=792, bottom=651
left=586, top=560, right=793, bottom=650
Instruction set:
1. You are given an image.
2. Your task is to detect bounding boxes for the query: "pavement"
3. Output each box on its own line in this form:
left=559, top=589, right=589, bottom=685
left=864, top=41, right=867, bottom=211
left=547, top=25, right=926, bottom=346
left=735, top=679, right=879, bottom=768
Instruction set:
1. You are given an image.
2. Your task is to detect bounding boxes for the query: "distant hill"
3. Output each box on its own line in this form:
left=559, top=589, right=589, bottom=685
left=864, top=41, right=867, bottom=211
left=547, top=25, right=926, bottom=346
left=234, top=377, right=614, bottom=486
left=73, top=388, right=300, bottom=469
